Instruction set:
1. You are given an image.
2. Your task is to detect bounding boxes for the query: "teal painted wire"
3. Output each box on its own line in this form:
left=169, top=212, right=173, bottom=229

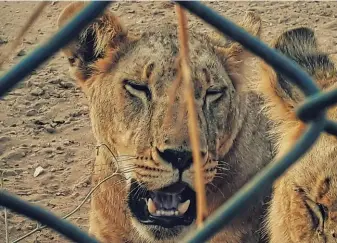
left=0, top=1, right=111, bottom=98
left=0, top=190, right=100, bottom=243
left=297, top=88, right=337, bottom=121
left=325, top=120, right=337, bottom=136
left=296, top=89, right=337, bottom=136
left=0, top=1, right=335, bottom=243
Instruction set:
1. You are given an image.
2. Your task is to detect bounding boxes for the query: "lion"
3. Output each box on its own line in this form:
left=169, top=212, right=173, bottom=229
left=258, top=27, right=337, bottom=242
left=58, top=2, right=273, bottom=243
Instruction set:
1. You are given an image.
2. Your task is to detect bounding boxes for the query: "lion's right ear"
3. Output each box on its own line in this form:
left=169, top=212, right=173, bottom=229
left=58, top=2, right=128, bottom=83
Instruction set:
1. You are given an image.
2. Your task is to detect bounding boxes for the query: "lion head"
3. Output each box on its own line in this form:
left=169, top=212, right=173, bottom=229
left=58, top=2, right=264, bottom=242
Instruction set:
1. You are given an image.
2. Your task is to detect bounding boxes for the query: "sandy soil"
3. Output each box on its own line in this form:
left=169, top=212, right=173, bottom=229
left=1, top=1, right=337, bottom=242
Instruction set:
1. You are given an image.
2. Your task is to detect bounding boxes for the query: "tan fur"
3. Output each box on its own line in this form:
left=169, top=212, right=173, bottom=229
left=257, top=27, right=337, bottom=242
left=58, top=3, right=273, bottom=242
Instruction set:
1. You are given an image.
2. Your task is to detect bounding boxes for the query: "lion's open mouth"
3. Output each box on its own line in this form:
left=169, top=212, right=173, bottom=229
left=128, top=180, right=196, bottom=228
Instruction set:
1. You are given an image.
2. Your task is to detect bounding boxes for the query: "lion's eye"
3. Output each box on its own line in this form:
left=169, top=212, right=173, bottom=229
left=123, top=80, right=151, bottom=100
left=205, top=86, right=227, bottom=102
left=317, top=203, right=328, bottom=221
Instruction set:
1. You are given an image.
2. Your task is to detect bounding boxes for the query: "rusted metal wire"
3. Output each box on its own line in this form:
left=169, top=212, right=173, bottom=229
left=175, top=5, right=207, bottom=227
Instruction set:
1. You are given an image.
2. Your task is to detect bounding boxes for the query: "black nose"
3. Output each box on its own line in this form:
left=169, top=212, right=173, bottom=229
left=157, top=148, right=194, bottom=171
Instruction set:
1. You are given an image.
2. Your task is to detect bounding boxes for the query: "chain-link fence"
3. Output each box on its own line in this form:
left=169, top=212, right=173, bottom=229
left=1, top=1, right=336, bottom=243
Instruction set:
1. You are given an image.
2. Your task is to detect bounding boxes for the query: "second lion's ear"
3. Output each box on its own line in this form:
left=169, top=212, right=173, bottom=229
left=211, top=11, right=262, bottom=89
left=58, top=2, right=128, bottom=83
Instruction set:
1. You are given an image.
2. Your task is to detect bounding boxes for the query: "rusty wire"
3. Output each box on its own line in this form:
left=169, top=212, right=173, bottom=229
left=175, top=5, right=207, bottom=226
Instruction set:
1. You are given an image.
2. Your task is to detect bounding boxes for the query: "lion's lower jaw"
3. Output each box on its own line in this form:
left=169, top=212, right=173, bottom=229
left=131, top=218, right=195, bottom=243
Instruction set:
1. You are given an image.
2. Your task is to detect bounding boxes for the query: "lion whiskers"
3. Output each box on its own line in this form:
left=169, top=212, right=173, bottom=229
left=126, top=180, right=146, bottom=199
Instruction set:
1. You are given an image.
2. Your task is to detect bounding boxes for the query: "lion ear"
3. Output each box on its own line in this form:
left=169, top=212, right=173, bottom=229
left=212, top=11, right=262, bottom=89
left=58, top=2, right=128, bottom=82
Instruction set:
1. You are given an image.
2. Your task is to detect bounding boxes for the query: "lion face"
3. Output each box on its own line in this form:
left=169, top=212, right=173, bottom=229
left=58, top=3, right=261, bottom=241
left=88, top=31, right=236, bottom=238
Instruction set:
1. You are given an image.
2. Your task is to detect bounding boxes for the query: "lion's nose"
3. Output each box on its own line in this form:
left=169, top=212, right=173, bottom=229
left=156, top=148, right=206, bottom=171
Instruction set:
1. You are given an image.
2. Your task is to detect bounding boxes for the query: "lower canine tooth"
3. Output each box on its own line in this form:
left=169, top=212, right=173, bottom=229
left=147, top=198, right=157, bottom=215
left=178, top=200, right=190, bottom=215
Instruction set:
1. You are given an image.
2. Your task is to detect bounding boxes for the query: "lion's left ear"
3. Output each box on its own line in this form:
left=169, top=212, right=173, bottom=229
left=211, top=11, right=262, bottom=89
left=58, top=2, right=129, bottom=83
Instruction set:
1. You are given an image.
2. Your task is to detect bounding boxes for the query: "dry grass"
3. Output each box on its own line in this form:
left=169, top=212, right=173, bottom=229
left=175, top=5, right=208, bottom=227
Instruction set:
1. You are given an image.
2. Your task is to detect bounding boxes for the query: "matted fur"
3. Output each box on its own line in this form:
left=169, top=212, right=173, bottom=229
left=58, top=3, right=273, bottom=243
left=257, top=27, right=337, bottom=242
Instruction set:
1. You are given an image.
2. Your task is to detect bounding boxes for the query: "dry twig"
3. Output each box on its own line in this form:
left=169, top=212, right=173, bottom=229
left=175, top=5, right=207, bottom=226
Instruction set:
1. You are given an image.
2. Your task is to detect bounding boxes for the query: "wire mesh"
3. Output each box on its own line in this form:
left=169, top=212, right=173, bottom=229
left=1, top=1, right=337, bottom=243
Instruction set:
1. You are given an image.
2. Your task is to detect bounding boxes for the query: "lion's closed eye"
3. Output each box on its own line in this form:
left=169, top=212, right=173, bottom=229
left=123, top=79, right=152, bottom=101
left=295, top=187, right=329, bottom=237
left=205, top=86, right=227, bottom=103
left=305, top=198, right=326, bottom=232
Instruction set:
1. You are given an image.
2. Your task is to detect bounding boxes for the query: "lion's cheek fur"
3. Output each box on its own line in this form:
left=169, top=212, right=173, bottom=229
left=89, top=171, right=134, bottom=242
left=87, top=83, right=152, bottom=155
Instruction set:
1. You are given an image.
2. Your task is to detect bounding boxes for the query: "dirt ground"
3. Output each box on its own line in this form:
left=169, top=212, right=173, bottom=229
left=1, top=1, right=337, bottom=242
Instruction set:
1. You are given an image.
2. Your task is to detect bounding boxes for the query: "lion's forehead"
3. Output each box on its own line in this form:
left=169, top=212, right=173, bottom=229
left=110, top=31, right=229, bottom=96
left=121, top=29, right=216, bottom=66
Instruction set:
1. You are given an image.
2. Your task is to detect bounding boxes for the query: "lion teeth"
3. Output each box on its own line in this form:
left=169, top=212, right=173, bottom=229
left=147, top=199, right=190, bottom=216
left=154, top=210, right=177, bottom=216
left=147, top=198, right=157, bottom=215
left=178, top=200, right=190, bottom=215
